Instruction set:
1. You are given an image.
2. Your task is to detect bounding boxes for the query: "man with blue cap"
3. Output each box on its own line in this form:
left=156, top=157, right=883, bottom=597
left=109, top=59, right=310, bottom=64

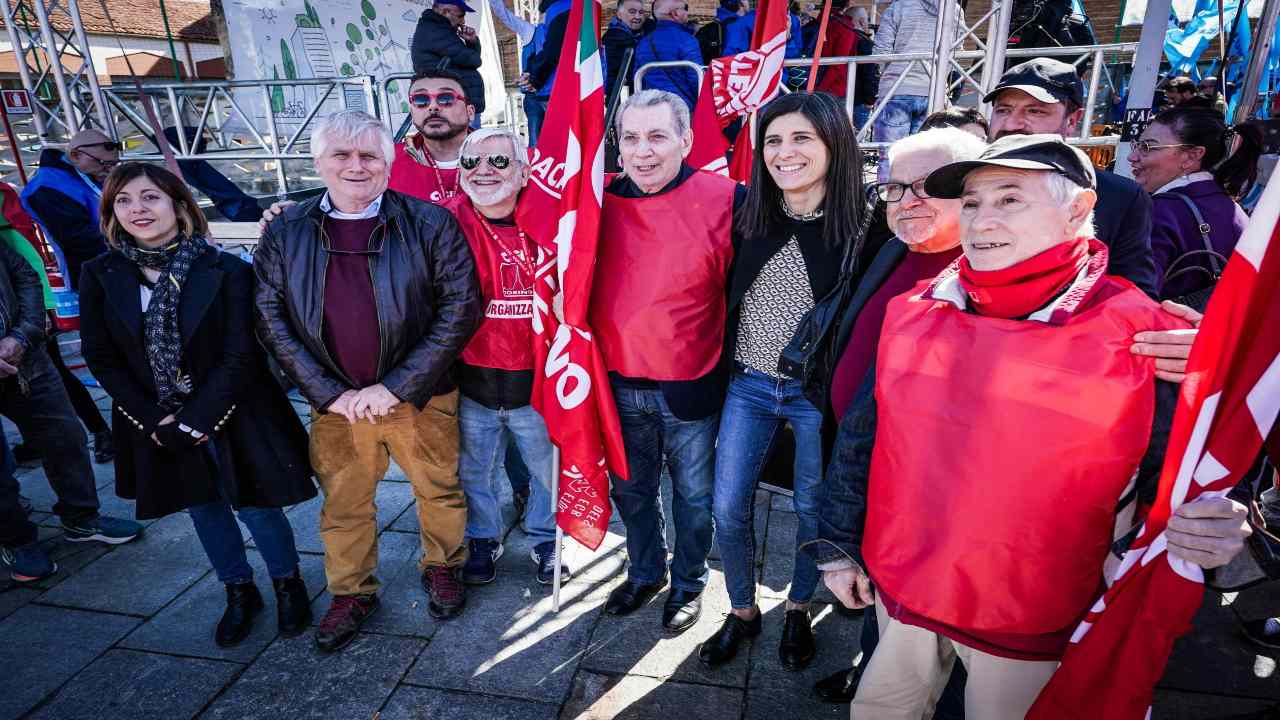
left=412, top=0, right=487, bottom=118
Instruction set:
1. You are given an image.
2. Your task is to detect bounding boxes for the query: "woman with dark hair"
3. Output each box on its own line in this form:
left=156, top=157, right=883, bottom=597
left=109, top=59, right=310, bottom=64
left=700, top=92, right=864, bottom=670
left=919, top=106, right=989, bottom=139
left=1128, top=107, right=1260, bottom=306
left=79, top=162, right=315, bottom=647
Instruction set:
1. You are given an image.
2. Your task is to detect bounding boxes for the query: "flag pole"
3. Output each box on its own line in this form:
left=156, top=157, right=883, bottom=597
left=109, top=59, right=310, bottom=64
left=551, top=446, right=563, bottom=613
left=806, top=0, right=835, bottom=92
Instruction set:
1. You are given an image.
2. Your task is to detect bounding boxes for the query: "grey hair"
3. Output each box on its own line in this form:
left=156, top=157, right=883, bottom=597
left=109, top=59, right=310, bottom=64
left=615, top=89, right=691, bottom=138
left=459, top=126, right=529, bottom=167
left=311, top=110, right=395, bottom=165
left=1043, top=171, right=1096, bottom=238
left=886, top=127, right=986, bottom=170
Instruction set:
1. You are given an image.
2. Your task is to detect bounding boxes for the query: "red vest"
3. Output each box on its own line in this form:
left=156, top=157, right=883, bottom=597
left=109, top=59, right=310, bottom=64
left=864, top=256, right=1188, bottom=637
left=388, top=138, right=459, bottom=204
left=590, top=171, right=737, bottom=381
left=446, top=195, right=538, bottom=371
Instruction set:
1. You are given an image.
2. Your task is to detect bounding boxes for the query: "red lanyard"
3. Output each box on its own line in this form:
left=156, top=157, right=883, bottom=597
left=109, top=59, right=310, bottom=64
left=418, top=140, right=459, bottom=199
left=470, top=206, right=536, bottom=280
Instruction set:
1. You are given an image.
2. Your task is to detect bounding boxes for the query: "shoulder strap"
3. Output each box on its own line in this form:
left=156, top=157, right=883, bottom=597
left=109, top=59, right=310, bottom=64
left=1156, top=190, right=1228, bottom=279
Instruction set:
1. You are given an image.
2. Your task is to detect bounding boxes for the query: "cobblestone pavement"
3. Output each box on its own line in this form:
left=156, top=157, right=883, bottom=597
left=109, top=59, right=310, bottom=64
left=2, top=374, right=1277, bottom=719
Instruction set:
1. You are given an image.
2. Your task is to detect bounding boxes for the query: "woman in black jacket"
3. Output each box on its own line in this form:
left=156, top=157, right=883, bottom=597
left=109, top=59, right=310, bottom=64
left=79, top=163, right=316, bottom=647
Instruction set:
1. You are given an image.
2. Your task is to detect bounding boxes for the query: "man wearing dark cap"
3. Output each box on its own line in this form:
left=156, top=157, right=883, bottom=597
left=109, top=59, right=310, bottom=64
left=816, top=134, right=1251, bottom=718
left=411, top=0, right=486, bottom=120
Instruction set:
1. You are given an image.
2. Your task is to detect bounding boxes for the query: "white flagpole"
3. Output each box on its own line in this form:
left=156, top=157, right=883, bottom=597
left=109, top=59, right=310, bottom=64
left=551, top=446, right=563, bottom=613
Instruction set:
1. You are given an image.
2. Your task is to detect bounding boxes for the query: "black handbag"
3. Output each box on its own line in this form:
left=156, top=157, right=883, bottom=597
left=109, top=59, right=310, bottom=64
left=777, top=194, right=876, bottom=390
left=1156, top=191, right=1229, bottom=312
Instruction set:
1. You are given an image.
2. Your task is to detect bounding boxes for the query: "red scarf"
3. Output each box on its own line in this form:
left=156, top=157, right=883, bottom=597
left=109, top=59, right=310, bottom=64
left=957, top=237, right=1090, bottom=319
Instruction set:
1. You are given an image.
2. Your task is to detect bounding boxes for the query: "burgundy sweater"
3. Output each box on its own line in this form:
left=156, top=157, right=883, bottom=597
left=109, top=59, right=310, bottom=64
left=321, top=216, right=382, bottom=389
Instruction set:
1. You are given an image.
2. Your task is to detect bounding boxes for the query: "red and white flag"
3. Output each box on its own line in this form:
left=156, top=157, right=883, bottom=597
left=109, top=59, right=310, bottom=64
left=1028, top=170, right=1280, bottom=717
left=708, top=0, right=789, bottom=123
left=516, top=0, right=628, bottom=551
left=688, top=77, right=730, bottom=175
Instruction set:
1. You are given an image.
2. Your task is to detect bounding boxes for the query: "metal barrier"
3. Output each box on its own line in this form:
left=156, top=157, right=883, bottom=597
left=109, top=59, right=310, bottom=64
left=104, top=77, right=378, bottom=197
left=634, top=40, right=1136, bottom=153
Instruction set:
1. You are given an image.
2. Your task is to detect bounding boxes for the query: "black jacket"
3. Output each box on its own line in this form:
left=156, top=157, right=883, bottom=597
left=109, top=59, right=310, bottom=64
left=411, top=9, right=486, bottom=113
left=602, top=18, right=642, bottom=100
left=79, top=248, right=316, bottom=520
left=253, top=191, right=483, bottom=411
left=0, top=238, right=46, bottom=357
left=1095, top=169, right=1158, bottom=298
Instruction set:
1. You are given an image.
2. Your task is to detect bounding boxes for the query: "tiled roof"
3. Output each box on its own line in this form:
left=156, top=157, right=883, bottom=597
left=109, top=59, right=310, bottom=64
left=0, top=0, right=218, bottom=43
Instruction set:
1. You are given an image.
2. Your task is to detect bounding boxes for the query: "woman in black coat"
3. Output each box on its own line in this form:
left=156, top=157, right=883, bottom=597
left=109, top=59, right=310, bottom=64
left=79, top=162, right=316, bottom=647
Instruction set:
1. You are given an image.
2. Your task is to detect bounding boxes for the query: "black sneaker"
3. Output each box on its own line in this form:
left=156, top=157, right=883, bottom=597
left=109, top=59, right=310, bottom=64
left=461, top=538, right=502, bottom=585
left=92, top=430, right=114, bottom=464
left=61, top=515, right=144, bottom=545
left=532, top=541, right=571, bottom=585
left=1, top=541, right=57, bottom=583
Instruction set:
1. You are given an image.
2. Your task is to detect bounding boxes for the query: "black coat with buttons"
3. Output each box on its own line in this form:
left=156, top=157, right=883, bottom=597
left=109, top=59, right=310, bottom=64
left=79, top=246, right=316, bottom=520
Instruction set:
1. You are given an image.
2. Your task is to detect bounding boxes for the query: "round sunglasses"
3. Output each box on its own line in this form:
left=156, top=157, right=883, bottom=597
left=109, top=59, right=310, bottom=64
left=459, top=154, right=512, bottom=170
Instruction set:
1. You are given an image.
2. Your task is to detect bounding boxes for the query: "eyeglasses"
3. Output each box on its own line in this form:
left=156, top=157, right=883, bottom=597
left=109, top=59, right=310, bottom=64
left=459, top=154, right=512, bottom=170
left=408, top=91, right=467, bottom=108
left=73, top=141, right=121, bottom=152
left=873, top=179, right=930, bottom=202
left=1131, top=139, right=1192, bottom=155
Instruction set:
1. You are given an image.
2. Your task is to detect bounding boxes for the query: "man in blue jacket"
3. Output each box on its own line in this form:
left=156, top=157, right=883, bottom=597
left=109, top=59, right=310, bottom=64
left=520, top=0, right=572, bottom=146
left=633, top=0, right=702, bottom=110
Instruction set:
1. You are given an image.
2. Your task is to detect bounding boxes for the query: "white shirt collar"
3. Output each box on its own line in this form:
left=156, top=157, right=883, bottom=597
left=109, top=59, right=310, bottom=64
left=1154, top=170, right=1214, bottom=195
left=319, top=192, right=383, bottom=220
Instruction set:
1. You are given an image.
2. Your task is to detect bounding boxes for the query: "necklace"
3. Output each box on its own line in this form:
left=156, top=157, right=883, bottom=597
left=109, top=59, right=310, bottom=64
left=470, top=205, right=536, bottom=280
left=418, top=137, right=460, bottom=199
left=780, top=197, right=824, bottom=221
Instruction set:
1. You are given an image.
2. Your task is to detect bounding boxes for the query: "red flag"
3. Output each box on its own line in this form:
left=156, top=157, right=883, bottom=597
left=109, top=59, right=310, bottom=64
left=515, top=0, right=628, bottom=551
left=728, top=122, right=754, bottom=183
left=1028, top=171, right=1280, bottom=716
left=688, top=77, right=730, bottom=175
left=709, top=0, right=788, bottom=124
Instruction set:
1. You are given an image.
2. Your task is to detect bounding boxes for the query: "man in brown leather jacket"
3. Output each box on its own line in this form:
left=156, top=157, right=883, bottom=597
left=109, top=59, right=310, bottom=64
left=254, top=111, right=482, bottom=652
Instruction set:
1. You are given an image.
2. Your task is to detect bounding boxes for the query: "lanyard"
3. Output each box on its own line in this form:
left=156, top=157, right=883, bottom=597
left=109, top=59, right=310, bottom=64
left=470, top=206, right=536, bottom=280
left=419, top=141, right=460, bottom=200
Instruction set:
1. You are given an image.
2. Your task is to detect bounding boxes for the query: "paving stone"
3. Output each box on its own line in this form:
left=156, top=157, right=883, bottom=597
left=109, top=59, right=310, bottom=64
left=379, top=684, right=559, bottom=720
left=37, top=512, right=208, bottom=615
left=309, top=530, right=439, bottom=639
left=12, top=526, right=112, bottom=596
left=18, top=466, right=144, bottom=524
left=1160, top=591, right=1280, bottom=701
left=0, top=604, right=140, bottom=719
left=759, top=509, right=800, bottom=600
left=402, top=561, right=609, bottom=703
left=29, top=648, right=241, bottom=720
left=562, top=670, right=744, bottom=720
left=121, top=550, right=328, bottom=663
left=201, top=632, right=424, bottom=720
left=567, top=526, right=629, bottom=583
left=280, top=481, right=415, bottom=554
left=744, top=599, right=863, bottom=720
left=0, top=585, right=41, bottom=621
left=581, top=570, right=746, bottom=688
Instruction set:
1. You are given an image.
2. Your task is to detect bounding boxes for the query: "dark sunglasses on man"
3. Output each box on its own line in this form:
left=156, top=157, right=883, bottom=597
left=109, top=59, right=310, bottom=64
left=459, top=154, right=512, bottom=171
left=408, top=91, right=467, bottom=109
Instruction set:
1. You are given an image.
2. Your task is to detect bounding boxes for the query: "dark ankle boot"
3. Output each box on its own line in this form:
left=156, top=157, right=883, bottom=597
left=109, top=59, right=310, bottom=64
left=273, top=571, right=312, bottom=637
left=216, top=582, right=264, bottom=647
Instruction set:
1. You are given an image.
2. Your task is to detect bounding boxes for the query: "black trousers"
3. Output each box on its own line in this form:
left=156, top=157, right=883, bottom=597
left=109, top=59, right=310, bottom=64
left=0, top=430, right=33, bottom=546
left=0, top=345, right=99, bottom=538
left=46, top=336, right=108, bottom=434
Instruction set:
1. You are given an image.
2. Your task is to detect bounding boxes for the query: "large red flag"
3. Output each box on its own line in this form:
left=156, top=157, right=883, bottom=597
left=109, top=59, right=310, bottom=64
left=708, top=0, right=788, bottom=124
left=688, top=76, right=730, bottom=175
left=1028, top=171, right=1280, bottom=716
left=515, top=0, right=628, bottom=551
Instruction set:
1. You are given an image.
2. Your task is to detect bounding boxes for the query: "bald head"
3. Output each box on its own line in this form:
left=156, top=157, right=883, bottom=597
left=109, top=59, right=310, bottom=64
left=850, top=6, right=868, bottom=28
left=655, top=0, right=688, bottom=23
left=67, top=128, right=118, bottom=182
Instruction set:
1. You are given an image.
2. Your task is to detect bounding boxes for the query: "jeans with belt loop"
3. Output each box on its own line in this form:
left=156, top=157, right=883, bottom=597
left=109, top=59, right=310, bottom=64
left=714, top=365, right=824, bottom=608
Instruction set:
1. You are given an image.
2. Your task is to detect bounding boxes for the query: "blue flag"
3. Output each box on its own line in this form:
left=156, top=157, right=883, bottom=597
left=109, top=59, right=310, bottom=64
left=1165, top=0, right=1241, bottom=78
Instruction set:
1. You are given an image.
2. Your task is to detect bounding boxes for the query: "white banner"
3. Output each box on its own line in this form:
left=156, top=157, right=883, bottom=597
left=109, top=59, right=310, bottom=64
left=1122, top=0, right=1263, bottom=27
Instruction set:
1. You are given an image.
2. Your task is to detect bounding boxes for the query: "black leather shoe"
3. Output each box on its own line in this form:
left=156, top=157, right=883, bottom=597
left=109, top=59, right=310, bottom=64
left=604, top=579, right=665, bottom=616
left=698, top=612, right=761, bottom=666
left=662, top=589, right=702, bottom=632
left=215, top=582, right=264, bottom=647
left=813, top=666, right=861, bottom=703
left=273, top=571, right=312, bottom=637
left=779, top=608, right=816, bottom=670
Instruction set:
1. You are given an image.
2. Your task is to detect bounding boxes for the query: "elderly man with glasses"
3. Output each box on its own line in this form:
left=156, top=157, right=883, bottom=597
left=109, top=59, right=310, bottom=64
left=438, top=127, right=569, bottom=588
left=255, top=110, right=482, bottom=653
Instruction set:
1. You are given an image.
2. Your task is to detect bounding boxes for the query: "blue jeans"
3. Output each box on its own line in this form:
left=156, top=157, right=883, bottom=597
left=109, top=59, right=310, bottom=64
left=873, top=94, right=930, bottom=181
left=188, top=500, right=300, bottom=584
left=458, top=395, right=557, bottom=543
left=525, top=95, right=548, bottom=148
left=504, top=442, right=531, bottom=497
left=854, top=104, right=871, bottom=132
left=610, top=382, right=717, bottom=593
left=714, top=367, right=824, bottom=608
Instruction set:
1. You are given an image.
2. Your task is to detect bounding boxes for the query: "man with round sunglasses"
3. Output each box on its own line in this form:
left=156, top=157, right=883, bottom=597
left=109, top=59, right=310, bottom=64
left=411, top=0, right=486, bottom=119
left=389, top=69, right=476, bottom=205
left=440, top=127, right=569, bottom=588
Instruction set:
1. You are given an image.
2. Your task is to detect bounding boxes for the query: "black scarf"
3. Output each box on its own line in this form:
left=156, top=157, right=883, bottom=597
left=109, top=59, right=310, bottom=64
left=117, top=235, right=209, bottom=412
